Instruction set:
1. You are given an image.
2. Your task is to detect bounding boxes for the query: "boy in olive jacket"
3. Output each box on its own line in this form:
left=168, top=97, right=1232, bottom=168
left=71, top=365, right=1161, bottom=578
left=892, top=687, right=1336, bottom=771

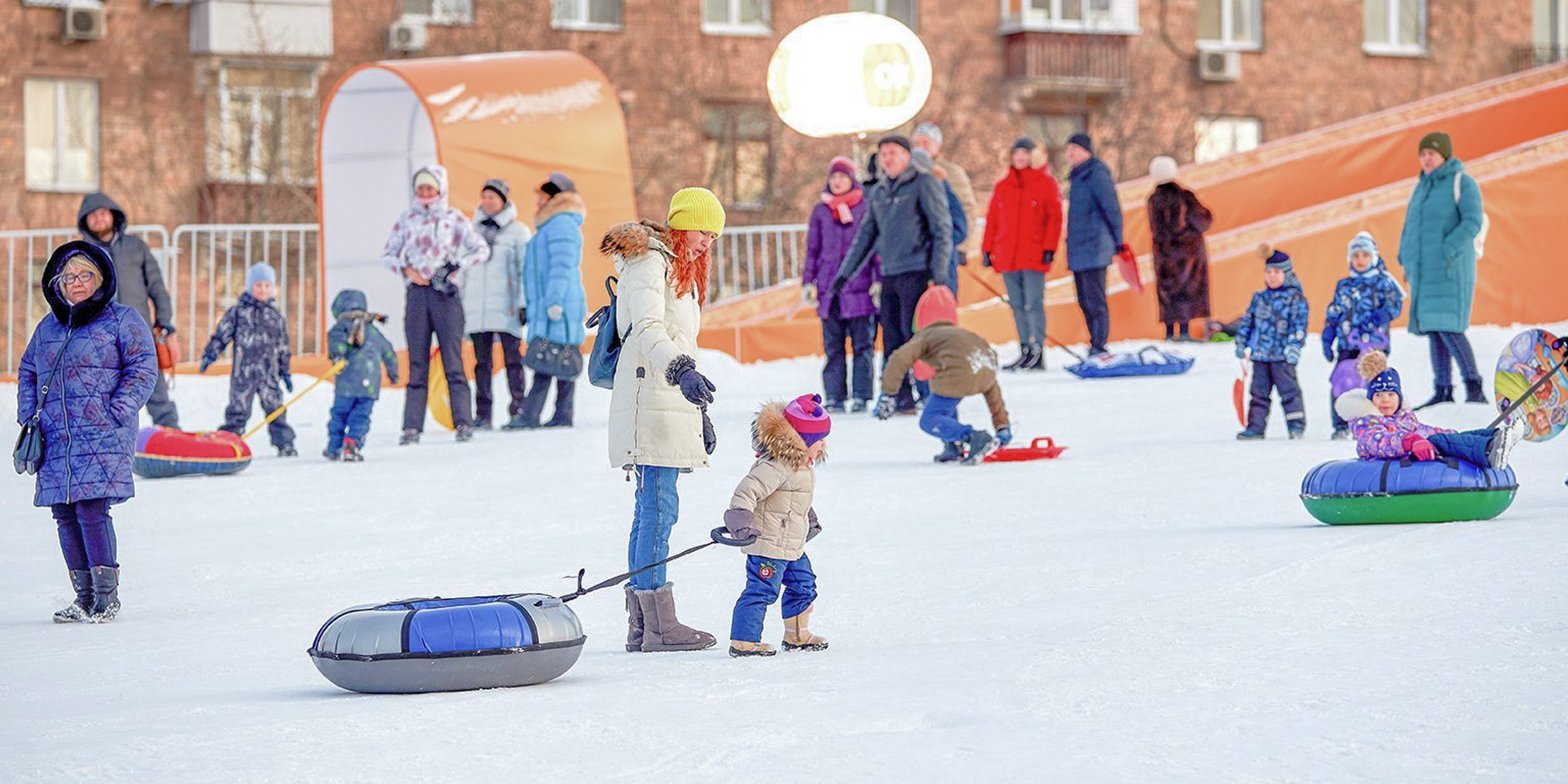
left=875, top=286, right=1011, bottom=464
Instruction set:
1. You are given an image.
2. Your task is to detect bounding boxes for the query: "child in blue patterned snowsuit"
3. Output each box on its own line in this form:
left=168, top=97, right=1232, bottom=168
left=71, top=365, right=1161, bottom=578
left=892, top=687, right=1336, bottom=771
left=1236, top=246, right=1310, bottom=440
left=1321, top=231, right=1405, bottom=438
left=199, top=263, right=296, bottom=455
left=324, top=289, right=400, bottom=461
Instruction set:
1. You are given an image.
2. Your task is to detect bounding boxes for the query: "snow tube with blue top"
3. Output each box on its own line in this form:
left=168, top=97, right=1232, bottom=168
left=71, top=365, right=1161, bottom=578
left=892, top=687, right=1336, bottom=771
left=132, top=426, right=251, bottom=478
left=1300, top=458, right=1518, bottom=525
left=1065, top=346, right=1194, bottom=379
left=308, top=594, right=586, bottom=693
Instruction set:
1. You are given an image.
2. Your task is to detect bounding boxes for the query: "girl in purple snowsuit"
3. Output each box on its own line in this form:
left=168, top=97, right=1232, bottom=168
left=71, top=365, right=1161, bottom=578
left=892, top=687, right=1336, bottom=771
left=1346, top=352, right=1524, bottom=468
left=801, top=156, right=879, bottom=413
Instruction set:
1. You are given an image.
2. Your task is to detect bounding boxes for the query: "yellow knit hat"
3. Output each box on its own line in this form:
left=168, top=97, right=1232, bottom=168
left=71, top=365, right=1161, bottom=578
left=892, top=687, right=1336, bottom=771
left=666, top=187, right=726, bottom=237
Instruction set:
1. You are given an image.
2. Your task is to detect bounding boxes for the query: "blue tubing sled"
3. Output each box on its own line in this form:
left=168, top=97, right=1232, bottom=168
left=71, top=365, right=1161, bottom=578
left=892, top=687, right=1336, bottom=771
left=1300, top=458, right=1518, bottom=525
left=1065, top=346, right=1194, bottom=379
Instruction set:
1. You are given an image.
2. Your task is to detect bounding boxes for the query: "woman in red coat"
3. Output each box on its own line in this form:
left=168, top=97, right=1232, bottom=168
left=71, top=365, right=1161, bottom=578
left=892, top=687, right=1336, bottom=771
left=982, top=137, right=1063, bottom=371
left=1146, top=156, right=1213, bottom=341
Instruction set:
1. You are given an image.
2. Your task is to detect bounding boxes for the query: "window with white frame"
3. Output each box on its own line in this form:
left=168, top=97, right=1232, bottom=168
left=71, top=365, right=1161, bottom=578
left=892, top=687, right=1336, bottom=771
left=1195, top=116, right=1261, bottom=163
left=1000, top=0, right=1139, bottom=34
left=400, top=0, right=472, bottom=25
left=1197, top=0, right=1261, bottom=50
left=702, top=0, right=769, bottom=35
left=850, top=0, right=917, bottom=31
left=703, top=105, right=773, bottom=208
left=552, top=0, right=622, bottom=30
left=1364, top=0, right=1425, bottom=54
left=1535, top=0, right=1568, bottom=61
left=24, top=78, right=99, bottom=192
left=207, top=65, right=318, bottom=185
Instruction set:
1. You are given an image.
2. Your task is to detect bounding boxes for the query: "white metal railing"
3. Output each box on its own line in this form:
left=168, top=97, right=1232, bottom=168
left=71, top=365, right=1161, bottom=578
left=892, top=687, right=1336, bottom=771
left=709, top=223, right=808, bottom=304
left=2, top=225, right=168, bottom=374
left=167, top=224, right=321, bottom=360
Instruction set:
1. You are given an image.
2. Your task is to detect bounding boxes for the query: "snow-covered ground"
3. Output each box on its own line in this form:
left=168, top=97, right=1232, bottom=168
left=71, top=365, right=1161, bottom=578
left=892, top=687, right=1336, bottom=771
left=2, top=324, right=1566, bottom=782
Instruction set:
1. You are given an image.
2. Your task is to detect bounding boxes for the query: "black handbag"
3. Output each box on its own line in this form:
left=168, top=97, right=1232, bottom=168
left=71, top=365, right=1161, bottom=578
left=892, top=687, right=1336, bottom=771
left=14, top=334, right=72, bottom=475
left=523, top=336, right=584, bottom=380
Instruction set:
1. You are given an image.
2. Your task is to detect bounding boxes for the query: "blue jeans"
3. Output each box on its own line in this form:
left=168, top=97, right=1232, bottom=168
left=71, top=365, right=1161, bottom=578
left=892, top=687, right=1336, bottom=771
left=821, top=314, right=877, bottom=405
left=731, top=554, right=818, bottom=643
left=1002, top=270, right=1047, bottom=347
left=1429, top=429, right=1494, bottom=467
left=52, top=499, right=116, bottom=570
left=919, top=393, right=972, bottom=442
left=628, top=465, right=680, bottom=591
left=327, top=396, right=376, bottom=454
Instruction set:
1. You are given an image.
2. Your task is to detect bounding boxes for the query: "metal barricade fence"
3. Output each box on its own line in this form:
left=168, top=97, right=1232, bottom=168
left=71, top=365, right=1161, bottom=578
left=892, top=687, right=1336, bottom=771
left=708, top=223, right=808, bottom=304
left=167, top=225, right=322, bottom=361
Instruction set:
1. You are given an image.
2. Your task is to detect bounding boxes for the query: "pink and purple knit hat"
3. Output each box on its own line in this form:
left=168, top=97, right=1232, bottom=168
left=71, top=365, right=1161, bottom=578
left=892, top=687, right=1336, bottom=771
left=783, top=394, right=832, bottom=447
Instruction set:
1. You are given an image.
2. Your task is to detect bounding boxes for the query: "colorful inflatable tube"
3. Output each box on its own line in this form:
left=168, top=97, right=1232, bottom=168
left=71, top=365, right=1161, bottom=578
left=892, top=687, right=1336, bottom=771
left=1065, top=346, right=1194, bottom=379
left=132, top=426, right=252, bottom=479
left=1300, top=458, right=1518, bottom=525
left=308, top=594, right=586, bottom=694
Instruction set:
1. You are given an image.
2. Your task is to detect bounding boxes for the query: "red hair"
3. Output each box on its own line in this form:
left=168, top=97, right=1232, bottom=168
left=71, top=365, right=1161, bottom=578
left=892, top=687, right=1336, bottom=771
left=664, top=229, right=711, bottom=305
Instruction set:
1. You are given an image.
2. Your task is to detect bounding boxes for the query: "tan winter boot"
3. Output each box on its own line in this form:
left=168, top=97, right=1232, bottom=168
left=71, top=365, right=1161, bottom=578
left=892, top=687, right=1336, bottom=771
left=624, top=585, right=644, bottom=652
left=782, top=605, right=828, bottom=652
left=636, top=583, right=716, bottom=652
left=729, top=640, right=776, bottom=658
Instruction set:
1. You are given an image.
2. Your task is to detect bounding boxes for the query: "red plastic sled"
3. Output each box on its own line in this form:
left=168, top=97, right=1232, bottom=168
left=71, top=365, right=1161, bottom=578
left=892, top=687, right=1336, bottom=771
left=983, top=436, right=1067, bottom=463
left=1114, top=244, right=1143, bottom=294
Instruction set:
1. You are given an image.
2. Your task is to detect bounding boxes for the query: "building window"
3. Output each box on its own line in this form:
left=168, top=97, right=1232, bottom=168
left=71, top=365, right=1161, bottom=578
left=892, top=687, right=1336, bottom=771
left=703, top=105, right=772, bottom=209
left=702, top=0, right=769, bottom=35
left=400, top=0, right=472, bottom=25
left=850, top=0, right=917, bottom=31
left=1195, top=116, right=1261, bottom=163
left=207, top=65, right=318, bottom=185
left=1197, top=0, right=1261, bottom=51
left=1534, top=0, right=1568, bottom=63
left=1024, top=112, right=1086, bottom=179
left=552, top=0, right=622, bottom=30
left=1364, top=0, right=1426, bottom=55
left=1000, top=0, right=1139, bottom=35
left=24, top=78, right=99, bottom=192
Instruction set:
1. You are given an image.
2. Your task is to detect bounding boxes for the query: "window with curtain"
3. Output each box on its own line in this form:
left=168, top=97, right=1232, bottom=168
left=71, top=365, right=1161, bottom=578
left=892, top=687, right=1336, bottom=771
left=1197, top=0, right=1261, bottom=50
left=703, top=105, right=773, bottom=208
left=24, top=78, right=99, bottom=192
left=1195, top=116, right=1261, bottom=163
left=702, top=0, right=770, bottom=35
left=1000, top=0, right=1138, bottom=33
left=1534, top=0, right=1568, bottom=62
left=552, top=0, right=622, bottom=30
left=1364, top=0, right=1426, bottom=54
left=850, top=0, right=917, bottom=31
left=400, top=0, right=473, bottom=25
left=206, top=65, right=318, bottom=185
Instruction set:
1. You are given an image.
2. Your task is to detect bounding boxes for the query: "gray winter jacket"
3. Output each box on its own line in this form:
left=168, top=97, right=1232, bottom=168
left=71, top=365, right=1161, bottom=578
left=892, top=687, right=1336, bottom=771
left=834, top=166, right=954, bottom=285
left=464, top=202, right=531, bottom=336
left=77, top=192, right=175, bottom=332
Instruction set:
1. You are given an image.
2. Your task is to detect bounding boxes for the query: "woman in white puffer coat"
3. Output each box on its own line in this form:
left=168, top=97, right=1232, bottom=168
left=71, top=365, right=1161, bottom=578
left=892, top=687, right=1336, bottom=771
left=599, top=187, right=725, bottom=653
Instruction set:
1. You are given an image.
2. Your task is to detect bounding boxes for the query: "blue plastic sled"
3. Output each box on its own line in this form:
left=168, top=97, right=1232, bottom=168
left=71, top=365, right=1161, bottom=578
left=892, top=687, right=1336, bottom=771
left=1065, top=346, right=1194, bottom=379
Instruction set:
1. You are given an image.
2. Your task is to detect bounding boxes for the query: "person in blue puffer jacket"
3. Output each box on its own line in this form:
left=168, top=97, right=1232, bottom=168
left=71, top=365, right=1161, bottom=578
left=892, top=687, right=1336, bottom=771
left=17, top=240, right=157, bottom=624
left=324, top=289, right=400, bottom=461
left=1235, top=245, right=1310, bottom=440
left=512, top=172, right=588, bottom=429
left=1322, top=231, right=1405, bottom=438
left=1063, top=133, right=1124, bottom=356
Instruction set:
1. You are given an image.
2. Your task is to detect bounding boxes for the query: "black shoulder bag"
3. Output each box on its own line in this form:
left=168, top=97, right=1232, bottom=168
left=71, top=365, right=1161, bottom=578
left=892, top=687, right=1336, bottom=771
left=14, top=332, right=72, bottom=475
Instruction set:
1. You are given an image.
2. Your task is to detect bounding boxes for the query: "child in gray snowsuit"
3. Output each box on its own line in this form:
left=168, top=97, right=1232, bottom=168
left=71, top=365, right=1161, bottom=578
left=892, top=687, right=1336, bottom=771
left=324, top=289, right=399, bottom=461
left=200, top=263, right=296, bottom=455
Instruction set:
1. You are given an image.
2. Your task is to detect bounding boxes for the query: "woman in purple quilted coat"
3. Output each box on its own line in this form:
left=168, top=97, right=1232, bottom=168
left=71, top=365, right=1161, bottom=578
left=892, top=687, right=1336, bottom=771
left=801, top=156, right=879, bottom=413
left=16, top=240, right=157, bottom=623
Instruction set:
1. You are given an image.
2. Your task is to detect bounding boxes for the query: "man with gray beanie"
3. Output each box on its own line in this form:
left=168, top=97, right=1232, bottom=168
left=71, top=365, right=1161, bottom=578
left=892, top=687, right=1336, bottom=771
left=913, top=122, right=977, bottom=258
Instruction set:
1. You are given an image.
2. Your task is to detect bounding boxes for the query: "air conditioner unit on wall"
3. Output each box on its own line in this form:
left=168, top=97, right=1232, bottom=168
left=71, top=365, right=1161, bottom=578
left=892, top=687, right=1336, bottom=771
left=388, top=19, right=427, bottom=53
left=1198, top=50, right=1241, bottom=82
left=63, top=3, right=106, bottom=41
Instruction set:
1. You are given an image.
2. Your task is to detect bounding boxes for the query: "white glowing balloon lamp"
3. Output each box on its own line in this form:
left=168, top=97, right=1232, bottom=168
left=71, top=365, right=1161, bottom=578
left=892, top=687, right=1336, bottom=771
left=766, top=12, right=934, bottom=139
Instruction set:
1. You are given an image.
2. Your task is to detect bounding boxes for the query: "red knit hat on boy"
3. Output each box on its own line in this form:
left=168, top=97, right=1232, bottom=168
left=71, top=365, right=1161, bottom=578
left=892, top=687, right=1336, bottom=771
left=783, top=394, right=832, bottom=447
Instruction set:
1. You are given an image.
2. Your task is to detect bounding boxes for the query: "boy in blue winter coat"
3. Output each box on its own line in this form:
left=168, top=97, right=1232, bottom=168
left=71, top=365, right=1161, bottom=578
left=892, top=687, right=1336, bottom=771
left=1322, top=231, right=1405, bottom=439
left=324, top=289, right=400, bottom=461
left=1236, top=245, right=1310, bottom=440
left=199, top=263, right=296, bottom=455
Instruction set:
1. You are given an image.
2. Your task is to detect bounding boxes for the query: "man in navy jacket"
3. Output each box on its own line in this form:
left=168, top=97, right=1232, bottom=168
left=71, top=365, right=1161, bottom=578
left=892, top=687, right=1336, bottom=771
left=1063, top=133, right=1123, bottom=356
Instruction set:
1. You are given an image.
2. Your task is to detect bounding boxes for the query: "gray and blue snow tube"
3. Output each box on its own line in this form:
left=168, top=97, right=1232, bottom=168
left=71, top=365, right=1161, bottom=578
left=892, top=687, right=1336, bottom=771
left=1065, top=346, right=1194, bottom=379
left=308, top=594, right=586, bottom=694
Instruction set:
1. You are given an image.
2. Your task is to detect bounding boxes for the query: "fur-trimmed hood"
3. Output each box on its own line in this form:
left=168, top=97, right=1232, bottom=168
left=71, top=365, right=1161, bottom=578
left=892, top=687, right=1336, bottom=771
left=751, top=402, right=811, bottom=470
left=536, top=190, right=587, bottom=228
left=600, top=219, right=674, bottom=261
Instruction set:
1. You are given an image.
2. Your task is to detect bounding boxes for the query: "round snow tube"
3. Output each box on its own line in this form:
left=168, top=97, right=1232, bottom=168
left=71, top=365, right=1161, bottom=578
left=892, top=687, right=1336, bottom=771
left=308, top=594, right=586, bottom=694
left=1300, top=458, right=1518, bottom=525
left=132, top=426, right=252, bottom=478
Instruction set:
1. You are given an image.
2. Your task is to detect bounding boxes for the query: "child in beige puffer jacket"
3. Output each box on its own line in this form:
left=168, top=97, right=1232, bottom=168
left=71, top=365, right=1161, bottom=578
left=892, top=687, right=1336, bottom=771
left=721, top=394, right=831, bottom=658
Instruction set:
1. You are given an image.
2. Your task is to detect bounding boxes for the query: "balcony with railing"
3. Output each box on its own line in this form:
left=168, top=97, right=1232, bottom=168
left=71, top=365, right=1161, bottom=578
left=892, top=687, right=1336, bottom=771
left=1513, top=44, right=1568, bottom=71
left=1002, top=30, right=1131, bottom=94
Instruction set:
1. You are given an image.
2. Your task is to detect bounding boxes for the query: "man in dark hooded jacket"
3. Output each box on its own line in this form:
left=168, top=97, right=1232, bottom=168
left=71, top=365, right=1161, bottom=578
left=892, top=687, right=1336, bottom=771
left=78, top=192, right=180, bottom=427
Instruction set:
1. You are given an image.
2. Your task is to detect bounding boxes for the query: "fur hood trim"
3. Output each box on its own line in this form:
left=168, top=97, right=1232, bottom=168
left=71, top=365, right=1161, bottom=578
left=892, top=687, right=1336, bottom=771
left=536, top=191, right=587, bottom=228
left=751, top=402, right=810, bottom=470
left=600, top=219, right=673, bottom=261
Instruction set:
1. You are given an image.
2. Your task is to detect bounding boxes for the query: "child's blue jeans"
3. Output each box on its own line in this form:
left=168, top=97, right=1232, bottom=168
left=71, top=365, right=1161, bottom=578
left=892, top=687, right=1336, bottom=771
left=327, top=396, right=375, bottom=454
left=919, top=393, right=972, bottom=442
left=731, top=554, right=818, bottom=643
left=1429, top=428, right=1495, bottom=467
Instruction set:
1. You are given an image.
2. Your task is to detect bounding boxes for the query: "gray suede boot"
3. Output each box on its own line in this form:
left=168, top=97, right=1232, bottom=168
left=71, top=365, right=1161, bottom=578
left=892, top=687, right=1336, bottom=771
left=636, top=583, right=716, bottom=652
left=87, top=565, right=120, bottom=623
left=624, top=585, right=644, bottom=652
left=53, top=570, right=94, bottom=623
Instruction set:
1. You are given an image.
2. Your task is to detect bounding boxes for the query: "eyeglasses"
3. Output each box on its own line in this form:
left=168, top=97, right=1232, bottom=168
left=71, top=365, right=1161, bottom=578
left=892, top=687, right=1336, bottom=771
left=60, top=272, right=98, bottom=285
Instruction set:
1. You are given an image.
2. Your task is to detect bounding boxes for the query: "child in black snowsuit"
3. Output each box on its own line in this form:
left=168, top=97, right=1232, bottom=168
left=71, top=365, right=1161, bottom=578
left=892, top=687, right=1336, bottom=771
left=199, top=263, right=296, bottom=455
left=324, top=289, right=399, bottom=461
left=1235, top=245, right=1310, bottom=440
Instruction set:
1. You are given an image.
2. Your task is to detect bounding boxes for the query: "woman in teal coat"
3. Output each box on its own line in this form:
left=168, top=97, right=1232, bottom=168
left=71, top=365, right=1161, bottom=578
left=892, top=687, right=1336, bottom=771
left=1396, top=132, right=1487, bottom=408
left=510, top=173, right=589, bottom=429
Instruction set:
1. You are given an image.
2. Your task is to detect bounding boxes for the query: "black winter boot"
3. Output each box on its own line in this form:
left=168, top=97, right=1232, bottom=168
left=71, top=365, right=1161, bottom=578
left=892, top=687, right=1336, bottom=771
left=1024, top=342, right=1047, bottom=371
left=1414, top=386, right=1454, bottom=411
left=1464, top=379, right=1488, bottom=404
left=87, top=565, right=120, bottom=623
left=53, top=570, right=94, bottom=623
left=1003, top=344, right=1032, bottom=371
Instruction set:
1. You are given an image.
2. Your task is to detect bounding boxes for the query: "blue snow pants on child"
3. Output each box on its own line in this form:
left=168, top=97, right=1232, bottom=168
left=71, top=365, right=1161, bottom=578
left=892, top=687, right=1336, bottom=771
left=731, top=554, right=818, bottom=643
left=326, top=396, right=375, bottom=454
left=920, top=394, right=972, bottom=442
left=628, top=465, right=680, bottom=591
left=1248, top=360, right=1306, bottom=433
left=1429, top=428, right=1495, bottom=467
left=52, top=499, right=116, bottom=570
